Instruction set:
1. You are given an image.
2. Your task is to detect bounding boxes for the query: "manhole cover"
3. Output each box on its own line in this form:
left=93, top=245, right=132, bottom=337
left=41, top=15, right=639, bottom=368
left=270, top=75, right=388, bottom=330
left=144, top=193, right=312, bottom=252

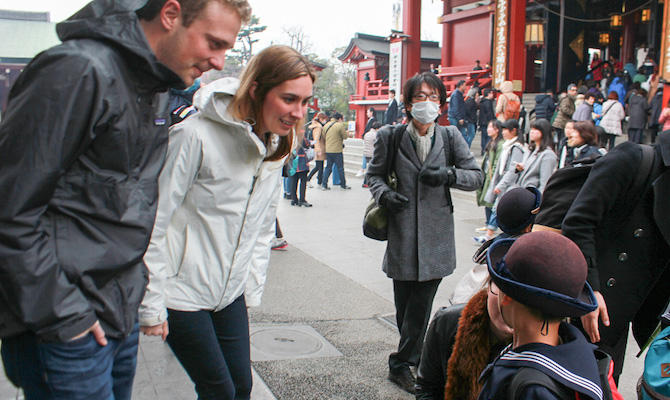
left=249, top=324, right=342, bottom=361
left=251, top=328, right=323, bottom=357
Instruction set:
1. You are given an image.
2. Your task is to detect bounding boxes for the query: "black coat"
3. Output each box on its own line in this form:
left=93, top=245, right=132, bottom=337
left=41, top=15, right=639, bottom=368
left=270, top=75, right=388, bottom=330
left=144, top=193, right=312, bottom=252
left=563, top=135, right=670, bottom=350
left=534, top=94, right=556, bottom=121
left=0, top=1, right=183, bottom=342
left=364, top=116, right=377, bottom=134
left=478, top=97, right=495, bottom=128
left=627, top=94, right=650, bottom=129
left=384, top=98, right=399, bottom=124
left=464, top=97, right=478, bottom=124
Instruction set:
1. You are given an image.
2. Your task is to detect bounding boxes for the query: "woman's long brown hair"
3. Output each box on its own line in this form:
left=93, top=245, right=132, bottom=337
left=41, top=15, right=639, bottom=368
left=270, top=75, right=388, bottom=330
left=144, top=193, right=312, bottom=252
left=229, top=45, right=316, bottom=161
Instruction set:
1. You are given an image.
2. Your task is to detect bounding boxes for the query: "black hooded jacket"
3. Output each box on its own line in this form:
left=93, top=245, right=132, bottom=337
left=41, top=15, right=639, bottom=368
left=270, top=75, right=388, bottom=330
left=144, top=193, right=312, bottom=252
left=0, top=0, right=183, bottom=342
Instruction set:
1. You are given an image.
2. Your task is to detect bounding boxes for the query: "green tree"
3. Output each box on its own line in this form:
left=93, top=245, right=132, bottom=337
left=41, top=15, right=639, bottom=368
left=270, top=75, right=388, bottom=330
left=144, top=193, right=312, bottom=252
left=230, top=15, right=266, bottom=66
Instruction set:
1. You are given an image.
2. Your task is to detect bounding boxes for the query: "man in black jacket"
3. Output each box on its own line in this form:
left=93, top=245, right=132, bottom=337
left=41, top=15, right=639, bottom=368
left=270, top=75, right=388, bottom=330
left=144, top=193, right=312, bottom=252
left=562, top=134, right=670, bottom=381
left=385, top=89, right=399, bottom=125
left=478, top=88, right=495, bottom=155
left=0, top=0, right=247, bottom=398
left=534, top=89, right=556, bottom=121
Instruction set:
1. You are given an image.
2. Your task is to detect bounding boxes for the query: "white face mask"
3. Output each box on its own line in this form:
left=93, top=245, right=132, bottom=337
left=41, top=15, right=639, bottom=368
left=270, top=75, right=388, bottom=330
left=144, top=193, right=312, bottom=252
left=411, top=101, right=440, bottom=124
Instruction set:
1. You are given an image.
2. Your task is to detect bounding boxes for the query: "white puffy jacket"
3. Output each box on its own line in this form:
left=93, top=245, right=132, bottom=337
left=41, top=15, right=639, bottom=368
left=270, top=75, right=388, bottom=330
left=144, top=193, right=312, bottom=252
left=139, top=78, right=283, bottom=326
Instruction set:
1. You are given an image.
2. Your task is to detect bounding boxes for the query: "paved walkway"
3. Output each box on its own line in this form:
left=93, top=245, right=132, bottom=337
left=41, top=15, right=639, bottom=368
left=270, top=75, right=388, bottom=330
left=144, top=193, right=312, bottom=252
left=1, top=145, right=645, bottom=399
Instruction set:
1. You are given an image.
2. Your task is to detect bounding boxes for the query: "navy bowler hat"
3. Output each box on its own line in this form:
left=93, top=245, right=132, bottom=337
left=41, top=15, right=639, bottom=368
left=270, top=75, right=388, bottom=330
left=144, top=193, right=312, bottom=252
left=487, top=231, right=598, bottom=318
left=496, top=187, right=541, bottom=234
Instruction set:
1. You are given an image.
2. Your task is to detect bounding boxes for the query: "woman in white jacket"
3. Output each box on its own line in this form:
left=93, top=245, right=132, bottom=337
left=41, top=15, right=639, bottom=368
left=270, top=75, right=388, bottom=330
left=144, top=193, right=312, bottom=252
left=598, top=91, right=626, bottom=150
left=139, top=46, right=315, bottom=399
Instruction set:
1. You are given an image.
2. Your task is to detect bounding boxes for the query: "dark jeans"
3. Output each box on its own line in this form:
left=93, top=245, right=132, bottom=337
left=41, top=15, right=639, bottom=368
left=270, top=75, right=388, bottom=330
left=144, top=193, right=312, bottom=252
left=628, top=128, right=644, bottom=144
left=290, top=170, right=308, bottom=202
left=307, top=160, right=324, bottom=184
left=323, top=152, right=346, bottom=188
left=605, top=133, right=617, bottom=150
left=1, top=323, right=139, bottom=400
left=167, top=295, right=251, bottom=400
left=480, top=127, right=491, bottom=155
left=389, top=279, right=441, bottom=372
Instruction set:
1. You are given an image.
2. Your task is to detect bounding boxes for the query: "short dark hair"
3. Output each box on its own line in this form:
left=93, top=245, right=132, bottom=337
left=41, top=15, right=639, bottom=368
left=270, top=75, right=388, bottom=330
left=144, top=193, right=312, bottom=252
left=333, top=112, right=343, bottom=120
left=136, top=0, right=251, bottom=26
left=607, top=91, right=619, bottom=100
left=585, top=93, right=596, bottom=101
left=389, top=89, right=396, bottom=95
left=573, top=121, right=598, bottom=145
left=402, top=72, right=447, bottom=121
left=371, top=121, right=382, bottom=130
left=456, top=80, right=466, bottom=88
left=483, top=88, right=492, bottom=97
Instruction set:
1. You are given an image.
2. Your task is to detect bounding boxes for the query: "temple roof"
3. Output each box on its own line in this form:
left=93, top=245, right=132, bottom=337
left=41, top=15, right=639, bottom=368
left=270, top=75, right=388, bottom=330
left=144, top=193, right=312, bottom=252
left=338, top=33, right=441, bottom=63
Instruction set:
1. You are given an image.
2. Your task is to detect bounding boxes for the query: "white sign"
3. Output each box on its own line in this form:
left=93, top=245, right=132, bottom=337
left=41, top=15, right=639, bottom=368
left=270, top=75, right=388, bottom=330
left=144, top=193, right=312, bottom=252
left=392, top=2, right=402, bottom=32
left=493, top=0, right=508, bottom=89
left=389, top=41, right=403, bottom=96
left=359, top=60, right=375, bottom=69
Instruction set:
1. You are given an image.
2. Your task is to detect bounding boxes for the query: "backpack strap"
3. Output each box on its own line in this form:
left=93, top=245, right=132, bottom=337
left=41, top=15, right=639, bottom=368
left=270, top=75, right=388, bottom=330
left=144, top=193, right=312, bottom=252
left=507, top=367, right=575, bottom=400
left=622, top=144, right=656, bottom=215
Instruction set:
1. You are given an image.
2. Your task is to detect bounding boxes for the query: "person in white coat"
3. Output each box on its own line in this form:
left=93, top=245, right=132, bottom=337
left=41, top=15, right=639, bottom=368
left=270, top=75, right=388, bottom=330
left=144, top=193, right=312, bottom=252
left=139, top=45, right=315, bottom=400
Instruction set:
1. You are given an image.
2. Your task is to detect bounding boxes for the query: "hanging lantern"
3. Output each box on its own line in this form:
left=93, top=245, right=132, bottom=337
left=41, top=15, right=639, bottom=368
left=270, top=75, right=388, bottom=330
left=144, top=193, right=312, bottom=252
left=641, top=9, right=651, bottom=23
left=599, top=33, right=610, bottom=46
left=610, top=14, right=623, bottom=27
left=525, top=21, right=544, bottom=45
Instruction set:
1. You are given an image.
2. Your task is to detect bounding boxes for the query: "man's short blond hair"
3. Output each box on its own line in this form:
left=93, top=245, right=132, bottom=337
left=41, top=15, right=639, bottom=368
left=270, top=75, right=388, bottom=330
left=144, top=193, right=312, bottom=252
left=137, top=0, right=251, bottom=26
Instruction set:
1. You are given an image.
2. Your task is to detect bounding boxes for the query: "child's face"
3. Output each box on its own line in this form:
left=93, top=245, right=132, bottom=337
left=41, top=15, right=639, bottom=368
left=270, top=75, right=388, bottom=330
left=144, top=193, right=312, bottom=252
left=488, top=282, right=513, bottom=340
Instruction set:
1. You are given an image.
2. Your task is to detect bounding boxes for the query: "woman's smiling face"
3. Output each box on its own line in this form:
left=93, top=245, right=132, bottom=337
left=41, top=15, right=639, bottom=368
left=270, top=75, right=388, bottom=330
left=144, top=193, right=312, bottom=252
left=259, top=75, right=313, bottom=136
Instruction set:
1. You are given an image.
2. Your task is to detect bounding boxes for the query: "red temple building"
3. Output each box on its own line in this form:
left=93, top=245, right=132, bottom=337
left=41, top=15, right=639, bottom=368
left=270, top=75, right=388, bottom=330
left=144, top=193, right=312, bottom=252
left=341, top=0, right=670, bottom=137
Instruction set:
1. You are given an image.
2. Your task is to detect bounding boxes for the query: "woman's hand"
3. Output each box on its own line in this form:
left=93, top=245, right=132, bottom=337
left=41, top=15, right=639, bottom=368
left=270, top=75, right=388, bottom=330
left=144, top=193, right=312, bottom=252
left=515, top=162, right=524, bottom=172
left=140, top=321, right=169, bottom=341
left=493, top=187, right=501, bottom=195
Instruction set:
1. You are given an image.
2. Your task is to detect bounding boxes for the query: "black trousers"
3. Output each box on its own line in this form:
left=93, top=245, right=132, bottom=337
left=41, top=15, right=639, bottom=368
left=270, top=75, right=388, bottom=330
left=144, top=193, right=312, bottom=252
left=323, top=152, right=346, bottom=188
left=290, top=170, right=308, bottom=202
left=389, top=279, right=441, bottom=372
left=307, top=160, right=324, bottom=184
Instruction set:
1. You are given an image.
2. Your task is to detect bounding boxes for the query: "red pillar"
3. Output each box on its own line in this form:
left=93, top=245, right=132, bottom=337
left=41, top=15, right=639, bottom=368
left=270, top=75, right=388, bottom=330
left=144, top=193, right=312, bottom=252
left=442, top=0, right=453, bottom=67
left=403, top=0, right=421, bottom=86
left=621, top=15, right=635, bottom=65
left=508, top=0, right=526, bottom=93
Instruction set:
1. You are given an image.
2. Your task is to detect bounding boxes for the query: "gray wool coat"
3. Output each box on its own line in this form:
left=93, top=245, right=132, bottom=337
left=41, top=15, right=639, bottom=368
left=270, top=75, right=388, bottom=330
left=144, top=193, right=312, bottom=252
left=367, top=124, right=483, bottom=281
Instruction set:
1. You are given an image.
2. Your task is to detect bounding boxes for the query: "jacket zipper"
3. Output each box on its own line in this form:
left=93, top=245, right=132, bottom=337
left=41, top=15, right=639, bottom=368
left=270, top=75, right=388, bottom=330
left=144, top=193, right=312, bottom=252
left=215, top=162, right=263, bottom=309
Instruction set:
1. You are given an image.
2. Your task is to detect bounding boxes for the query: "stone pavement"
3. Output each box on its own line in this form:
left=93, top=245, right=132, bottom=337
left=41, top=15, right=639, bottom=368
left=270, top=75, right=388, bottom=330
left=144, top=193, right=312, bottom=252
left=0, top=140, right=645, bottom=399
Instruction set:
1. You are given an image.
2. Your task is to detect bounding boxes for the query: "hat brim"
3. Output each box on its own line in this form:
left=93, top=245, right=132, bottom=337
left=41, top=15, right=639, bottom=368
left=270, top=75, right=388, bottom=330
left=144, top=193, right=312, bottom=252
left=487, top=239, right=598, bottom=318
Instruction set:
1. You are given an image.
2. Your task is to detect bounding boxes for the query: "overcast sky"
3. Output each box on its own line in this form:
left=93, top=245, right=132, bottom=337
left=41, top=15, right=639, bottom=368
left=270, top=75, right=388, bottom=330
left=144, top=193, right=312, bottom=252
left=0, top=0, right=444, bottom=60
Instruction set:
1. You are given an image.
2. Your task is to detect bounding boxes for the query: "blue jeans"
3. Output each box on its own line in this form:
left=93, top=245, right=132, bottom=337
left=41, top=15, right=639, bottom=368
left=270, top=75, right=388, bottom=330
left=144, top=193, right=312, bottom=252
left=323, top=152, right=346, bottom=188
left=485, top=206, right=498, bottom=231
left=361, top=156, right=367, bottom=169
left=448, top=117, right=469, bottom=145
left=1, top=324, right=140, bottom=400
left=332, top=162, right=341, bottom=185
left=166, top=295, right=252, bottom=400
left=463, top=122, right=476, bottom=148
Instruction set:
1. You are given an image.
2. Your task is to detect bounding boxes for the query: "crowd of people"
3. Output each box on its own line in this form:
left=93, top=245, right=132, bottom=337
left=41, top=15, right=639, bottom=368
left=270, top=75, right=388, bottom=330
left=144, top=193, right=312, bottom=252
left=0, top=1, right=668, bottom=399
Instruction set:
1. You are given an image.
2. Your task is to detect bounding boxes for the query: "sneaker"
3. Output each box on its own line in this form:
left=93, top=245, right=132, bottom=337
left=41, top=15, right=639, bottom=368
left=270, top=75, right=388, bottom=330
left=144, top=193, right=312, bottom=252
left=271, top=238, right=288, bottom=250
left=290, top=200, right=299, bottom=206
left=355, top=169, right=365, bottom=177
left=320, top=185, right=331, bottom=191
left=307, top=182, right=314, bottom=188
left=362, top=183, right=369, bottom=188
left=283, top=193, right=292, bottom=200
left=473, top=235, right=491, bottom=245
left=299, top=201, right=313, bottom=207
left=475, top=226, right=488, bottom=232
left=341, top=185, right=351, bottom=190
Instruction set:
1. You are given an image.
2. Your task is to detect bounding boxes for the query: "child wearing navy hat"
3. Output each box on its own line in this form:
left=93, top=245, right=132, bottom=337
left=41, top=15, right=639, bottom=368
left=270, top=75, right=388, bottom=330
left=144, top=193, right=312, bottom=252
left=477, top=231, right=603, bottom=400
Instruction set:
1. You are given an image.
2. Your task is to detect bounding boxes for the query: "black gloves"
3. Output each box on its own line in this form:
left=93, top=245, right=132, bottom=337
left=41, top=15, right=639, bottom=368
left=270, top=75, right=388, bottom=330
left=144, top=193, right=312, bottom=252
left=418, top=166, right=456, bottom=187
left=380, top=191, right=409, bottom=214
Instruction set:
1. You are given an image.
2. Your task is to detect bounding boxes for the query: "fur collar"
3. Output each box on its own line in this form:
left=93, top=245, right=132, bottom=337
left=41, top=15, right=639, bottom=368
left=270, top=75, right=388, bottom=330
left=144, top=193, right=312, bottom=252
left=444, top=290, right=505, bottom=400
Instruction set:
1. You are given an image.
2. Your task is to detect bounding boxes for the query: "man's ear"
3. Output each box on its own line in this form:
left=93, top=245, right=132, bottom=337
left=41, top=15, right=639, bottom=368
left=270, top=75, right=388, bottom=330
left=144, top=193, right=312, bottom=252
left=159, top=0, right=182, bottom=32
left=249, top=82, right=258, bottom=100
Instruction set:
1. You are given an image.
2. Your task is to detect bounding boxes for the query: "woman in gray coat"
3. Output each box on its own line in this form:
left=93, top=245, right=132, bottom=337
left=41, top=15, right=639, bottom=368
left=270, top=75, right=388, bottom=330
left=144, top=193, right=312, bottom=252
left=367, top=72, right=483, bottom=394
left=515, top=118, right=557, bottom=192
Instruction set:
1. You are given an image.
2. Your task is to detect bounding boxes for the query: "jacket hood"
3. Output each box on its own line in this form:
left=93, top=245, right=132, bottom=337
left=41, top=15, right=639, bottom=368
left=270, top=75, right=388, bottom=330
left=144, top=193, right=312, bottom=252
left=193, top=77, right=244, bottom=126
left=56, top=0, right=184, bottom=89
